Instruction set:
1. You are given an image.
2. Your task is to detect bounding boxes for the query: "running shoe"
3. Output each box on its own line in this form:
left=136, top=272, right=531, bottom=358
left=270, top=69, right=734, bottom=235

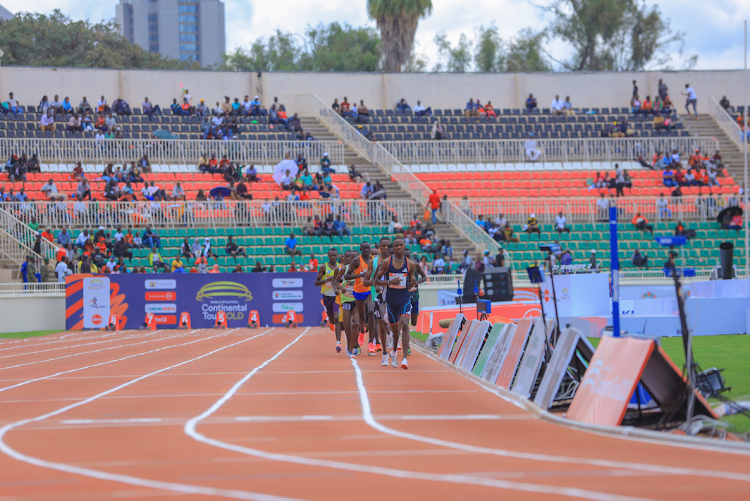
left=407, top=348, right=411, bottom=356
left=397, top=341, right=402, bottom=352
left=336, top=342, right=342, bottom=353
left=375, top=343, right=382, bottom=352
left=354, top=347, right=361, bottom=356
left=390, top=350, right=398, bottom=368
left=347, top=350, right=355, bottom=358
left=328, top=322, right=335, bottom=332
left=400, top=357, right=409, bottom=370
left=386, top=333, right=393, bottom=351
left=358, top=332, right=365, bottom=346
left=381, top=354, right=389, bottom=366
left=368, top=343, right=376, bottom=356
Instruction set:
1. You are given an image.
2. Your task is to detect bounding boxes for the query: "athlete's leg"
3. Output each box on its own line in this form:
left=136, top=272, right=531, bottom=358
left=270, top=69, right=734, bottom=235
left=410, top=293, right=419, bottom=327
left=365, top=293, right=376, bottom=343
left=342, top=305, right=355, bottom=354
left=400, top=314, right=410, bottom=358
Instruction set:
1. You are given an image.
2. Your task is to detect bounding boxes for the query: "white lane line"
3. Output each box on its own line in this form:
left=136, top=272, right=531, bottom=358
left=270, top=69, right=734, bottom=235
left=0, top=338, right=143, bottom=360
left=349, top=358, right=750, bottom=484
left=0, top=329, right=214, bottom=371
left=0, top=329, right=309, bottom=501
left=185, top=332, right=650, bottom=501
left=0, top=330, right=149, bottom=353
left=0, top=329, right=231, bottom=394
left=61, top=418, right=163, bottom=425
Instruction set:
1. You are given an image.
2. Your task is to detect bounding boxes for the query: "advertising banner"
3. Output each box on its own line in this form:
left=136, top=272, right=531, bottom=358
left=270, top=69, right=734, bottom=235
left=540, top=274, right=610, bottom=318
left=66, top=273, right=322, bottom=330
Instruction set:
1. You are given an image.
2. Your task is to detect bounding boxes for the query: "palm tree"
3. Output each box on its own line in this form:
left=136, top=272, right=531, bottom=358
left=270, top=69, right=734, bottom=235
left=367, top=0, right=433, bottom=72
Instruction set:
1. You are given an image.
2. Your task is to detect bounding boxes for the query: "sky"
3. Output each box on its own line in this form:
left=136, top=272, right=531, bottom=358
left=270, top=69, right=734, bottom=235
left=2, top=0, right=750, bottom=70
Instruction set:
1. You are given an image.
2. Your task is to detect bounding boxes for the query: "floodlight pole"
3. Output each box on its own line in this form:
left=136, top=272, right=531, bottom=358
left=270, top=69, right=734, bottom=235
left=609, top=206, right=620, bottom=337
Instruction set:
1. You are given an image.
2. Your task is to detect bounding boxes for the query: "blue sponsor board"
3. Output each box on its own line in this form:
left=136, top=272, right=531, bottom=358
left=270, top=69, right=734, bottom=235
left=65, top=273, right=320, bottom=330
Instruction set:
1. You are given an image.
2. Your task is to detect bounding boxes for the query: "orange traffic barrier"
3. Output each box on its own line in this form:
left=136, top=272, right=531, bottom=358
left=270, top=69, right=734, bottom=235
left=248, top=310, right=259, bottom=329
left=214, top=310, right=228, bottom=329
left=179, top=312, right=191, bottom=330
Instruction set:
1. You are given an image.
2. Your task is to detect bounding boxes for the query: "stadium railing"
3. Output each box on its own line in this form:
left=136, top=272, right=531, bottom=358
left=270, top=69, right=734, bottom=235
left=0, top=139, right=346, bottom=166
left=462, top=195, right=744, bottom=224
left=380, top=137, right=720, bottom=166
left=299, top=93, right=501, bottom=254
left=0, top=208, right=56, bottom=259
left=708, top=95, right=747, bottom=151
left=0, top=282, right=65, bottom=297
left=4, top=200, right=426, bottom=230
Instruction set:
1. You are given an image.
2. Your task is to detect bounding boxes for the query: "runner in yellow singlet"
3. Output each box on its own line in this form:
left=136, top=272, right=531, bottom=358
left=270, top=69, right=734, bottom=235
left=314, top=248, right=341, bottom=352
left=335, top=250, right=360, bottom=357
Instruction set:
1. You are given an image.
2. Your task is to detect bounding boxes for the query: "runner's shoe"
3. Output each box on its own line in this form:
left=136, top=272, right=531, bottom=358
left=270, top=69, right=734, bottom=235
left=329, top=322, right=335, bottom=332
left=390, top=350, right=398, bottom=368
left=354, top=347, right=361, bottom=356
left=336, top=342, right=342, bottom=353
left=400, top=357, right=409, bottom=370
left=407, top=348, right=411, bottom=356
left=386, top=333, right=393, bottom=351
left=375, top=343, right=382, bottom=352
left=381, top=354, right=389, bottom=366
left=358, top=332, right=365, bottom=346
left=397, top=341, right=402, bottom=351
left=368, top=343, right=376, bottom=356
left=347, top=350, right=355, bottom=358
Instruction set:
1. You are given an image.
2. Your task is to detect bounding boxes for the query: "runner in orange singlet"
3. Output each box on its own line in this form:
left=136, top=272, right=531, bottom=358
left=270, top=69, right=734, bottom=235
left=345, top=241, right=376, bottom=355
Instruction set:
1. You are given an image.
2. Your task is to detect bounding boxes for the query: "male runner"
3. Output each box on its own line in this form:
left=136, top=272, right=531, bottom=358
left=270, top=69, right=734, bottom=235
left=365, top=237, right=391, bottom=366
left=404, top=248, right=427, bottom=356
left=315, top=248, right=340, bottom=352
left=345, top=242, right=376, bottom=355
left=373, top=238, right=417, bottom=369
left=335, top=250, right=360, bottom=357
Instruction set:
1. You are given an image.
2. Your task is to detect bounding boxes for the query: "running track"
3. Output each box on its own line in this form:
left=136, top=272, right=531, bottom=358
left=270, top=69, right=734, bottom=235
left=1, top=327, right=749, bottom=501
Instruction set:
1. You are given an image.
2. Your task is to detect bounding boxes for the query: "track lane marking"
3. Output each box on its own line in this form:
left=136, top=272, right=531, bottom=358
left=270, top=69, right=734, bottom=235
left=0, top=328, right=311, bottom=501
left=185, top=330, right=654, bottom=501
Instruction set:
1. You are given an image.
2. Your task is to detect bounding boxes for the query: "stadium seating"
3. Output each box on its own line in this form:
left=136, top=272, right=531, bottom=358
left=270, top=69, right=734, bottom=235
left=345, top=108, right=688, bottom=140
left=0, top=170, right=364, bottom=200
left=499, top=221, right=747, bottom=271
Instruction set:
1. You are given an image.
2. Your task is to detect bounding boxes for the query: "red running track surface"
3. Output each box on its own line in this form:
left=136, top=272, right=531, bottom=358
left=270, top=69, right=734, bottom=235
left=1, top=327, right=750, bottom=501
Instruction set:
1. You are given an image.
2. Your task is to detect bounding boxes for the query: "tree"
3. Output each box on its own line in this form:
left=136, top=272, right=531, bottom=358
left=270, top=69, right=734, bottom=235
left=0, top=10, right=199, bottom=70
left=505, top=29, right=552, bottom=72
left=223, top=23, right=382, bottom=72
left=367, top=0, right=433, bottom=72
left=543, top=0, right=695, bottom=71
left=433, top=32, right=473, bottom=72
left=474, top=25, right=504, bottom=73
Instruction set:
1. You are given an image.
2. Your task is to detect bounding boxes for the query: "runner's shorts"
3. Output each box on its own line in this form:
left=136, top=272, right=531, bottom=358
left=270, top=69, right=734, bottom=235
left=323, top=296, right=338, bottom=323
left=386, top=301, right=412, bottom=325
left=353, top=291, right=371, bottom=301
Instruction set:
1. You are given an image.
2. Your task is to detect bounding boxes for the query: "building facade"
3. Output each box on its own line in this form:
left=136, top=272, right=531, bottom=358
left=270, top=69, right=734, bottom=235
left=116, top=0, right=225, bottom=67
left=0, top=3, right=14, bottom=21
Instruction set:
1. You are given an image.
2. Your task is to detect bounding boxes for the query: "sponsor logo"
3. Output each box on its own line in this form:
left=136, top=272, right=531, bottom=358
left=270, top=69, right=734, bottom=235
left=273, top=290, right=304, bottom=300
left=561, top=287, right=570, bottom=300
left=87, top=278, right=108, bottom=290
left=543, top=289, right=550, bottom=302
left=272, top=278, right=303, bottom=288
left=91, top=314, right=103, bottom=325
left=145, top=291, right=177, bottom=301
left=145, top=303, right=177, bottom=314
left=196, top=282, right=253, bottom=301
left=272, top=302, right=304, bottom=313
left=145, top=279, right=177, bottom=290
left=153, top=315, right=177, bottom=324
left=272, top=313, right=305, bottom=324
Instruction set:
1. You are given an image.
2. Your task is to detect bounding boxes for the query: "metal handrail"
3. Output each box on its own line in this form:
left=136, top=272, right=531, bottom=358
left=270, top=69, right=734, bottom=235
left=380, top=136, right=721, bottom=166
left=0, top=282, right=65, bottom=297
left=708, top=95, right=746, bottom=151
left=0, top=138, right=346, bottom=165
left=0, top=208, right=56, bottom=259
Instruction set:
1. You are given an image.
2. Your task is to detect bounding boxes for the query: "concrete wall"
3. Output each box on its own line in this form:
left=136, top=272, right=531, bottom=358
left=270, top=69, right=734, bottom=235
left=0, top=297, right=65, bottom=333
left=0, top=67, right=745, bottom=114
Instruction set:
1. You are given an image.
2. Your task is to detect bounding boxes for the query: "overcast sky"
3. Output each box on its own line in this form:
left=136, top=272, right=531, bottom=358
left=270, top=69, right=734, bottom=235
left=2, top=0, right=749, bottom=70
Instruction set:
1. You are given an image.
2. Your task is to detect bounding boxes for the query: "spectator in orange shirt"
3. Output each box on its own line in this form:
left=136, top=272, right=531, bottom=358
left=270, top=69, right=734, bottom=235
left=484, top=101, right=497, bottom=118
left=308, top=254, right=319, bottom=272
left=41, top=228, right=55, bottom=243
left=209, top=264, right=220, bottom=273
left=631, top=213, right=654, bottom=234
left=428, top=189, right=442, bottom=225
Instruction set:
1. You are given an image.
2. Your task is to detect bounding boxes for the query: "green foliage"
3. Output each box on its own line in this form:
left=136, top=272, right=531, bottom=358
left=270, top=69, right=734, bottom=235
left=433, top=32, right=473, bottom=73
left=473, top=25, right=504, bottom=73
left=0, top=10, right=199, bottom=70
left=223, top=23, right=382, bottom=72
left=505, top=29, right=552, bottom=72
left=366, top=0, right=434, bottom=18
left=544, top=0, right=696, bottom=71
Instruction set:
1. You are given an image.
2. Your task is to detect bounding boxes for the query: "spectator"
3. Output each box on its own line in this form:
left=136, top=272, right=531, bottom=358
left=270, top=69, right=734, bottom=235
left=56, top=257, right=69, bottom=283
left=67, top=114, right=83, bottom=133
left=682, top=83, right=698, bottom=117
left=142, top=97, right=162, bottom=120
left=5, top=92, right=20, bottom=116
left=428, top=189, right=442, bottom=225
left=431, top=117, right=445, bottom=140
left=464, top=98, right=478, bottom=118
left=524, top=133, right=541, bottom=161
left=285, top=233, right=302, bottom=256
left=413, top=100, right=431, bottom=117
left=148, top=248, right=168, bottom=271
left=525, top=213, right=541, bottom=238
left=334, top=216, right=350, bottom=237
left=662, top=166, right=677, bottom=188
left=719, top=96, right=734, bottom=113
left=225, top=235, right=247, bottom=263
left=526, top=94, right=537, bottom=110
left=550, top=95, right=564, bottom=116
left=340, top=97, right=352, bottom=115
left=589, top=249, right=599, bottom=271
left=658, top=79, right=668, bottom=100
left=555, top=212, right=570, bottom=233
left=39, top=110, right=55, bottom=134
left=40, top=179, right=59, bottom=200
left=632, top=212, right=654, bottom=234
left=142, top=227, right=161, bottom=249
left=78, top=97, right=92, bottom=114
left=395, top=98, right=410, bottom=113
left=320, top=153, right=333, bottom=174
left=614, top=163, right=626, bottom=197
left=730, top=214, right=743, bottom=233
left=632, top=249, right=649, bottom=269
left=562, top=96, right=574, bottom=116
left=138, top=154, right=151, bottom=173
left=639, top=96, right=653, bottom=116
left=432, top=253, right=446, bottom=274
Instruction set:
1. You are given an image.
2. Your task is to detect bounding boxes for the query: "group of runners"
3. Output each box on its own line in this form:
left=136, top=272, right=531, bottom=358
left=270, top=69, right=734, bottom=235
left=315, top=237, right=426, bottom=369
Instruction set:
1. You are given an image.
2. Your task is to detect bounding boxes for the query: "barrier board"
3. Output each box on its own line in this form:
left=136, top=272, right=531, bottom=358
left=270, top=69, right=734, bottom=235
left=459, top=320, right=492, bottom=372
left=472, top=323, right=506, bottom=377
left=480, top=324, right=515, bottom=384
left=533, top=327, right=595, bottom=410
left=511, top=319, right=553, bottom=398
left=495, top=318, right=535, bottom=388
left=438, top=313, right=466, bottom=360
left=65, top=273, right=321, bottom=330
left=452, top=319, right=480, bottom=366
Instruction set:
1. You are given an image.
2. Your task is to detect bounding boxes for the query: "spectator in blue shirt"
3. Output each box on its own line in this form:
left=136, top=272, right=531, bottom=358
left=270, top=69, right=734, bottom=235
left=250, top=96, right=262, bottom=115
left=526, top=94, right=538, bottom=110
left=663, top=168, right=677, bottom=187
left=57, top=228, right=71, bottom=246
left=334, top=216, right=350, bottom=237
left=475, top=215, right=488, bottom=231
left=396, top=98, right=411, bottom=114
left=285, top=233, right=302, bottom=256
left=61, top=97, right=72, bottom=113
left=465, top=98, right=479, bottom=118
left=361, top=181, right=374, bottom=199
left=142, top=227, right=161, bottom=249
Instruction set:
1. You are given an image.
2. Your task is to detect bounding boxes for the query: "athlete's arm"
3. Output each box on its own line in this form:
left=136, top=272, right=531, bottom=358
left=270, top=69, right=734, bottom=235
left=372, top=260, right=390, bottom=287
left=413, top=260, right=427, bottom=286
left=332, top=266, right=345, bottom=294
left=314, top=265, right=329, bottom=286
left=363, top=258, right=375, bottom=287
left=343, top=257, right=366, bottom=281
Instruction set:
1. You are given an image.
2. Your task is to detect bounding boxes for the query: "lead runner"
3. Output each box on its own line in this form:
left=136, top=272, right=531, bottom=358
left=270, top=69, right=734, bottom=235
left=373, top=238, right=417, bottom=369
left=314, top=247, right=341, bottom=352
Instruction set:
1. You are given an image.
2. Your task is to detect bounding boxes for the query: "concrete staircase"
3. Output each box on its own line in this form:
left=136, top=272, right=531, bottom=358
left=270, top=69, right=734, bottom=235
left=299, top=117, right=479, bottom=259
left=684, top=115, right=746, bottom=179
